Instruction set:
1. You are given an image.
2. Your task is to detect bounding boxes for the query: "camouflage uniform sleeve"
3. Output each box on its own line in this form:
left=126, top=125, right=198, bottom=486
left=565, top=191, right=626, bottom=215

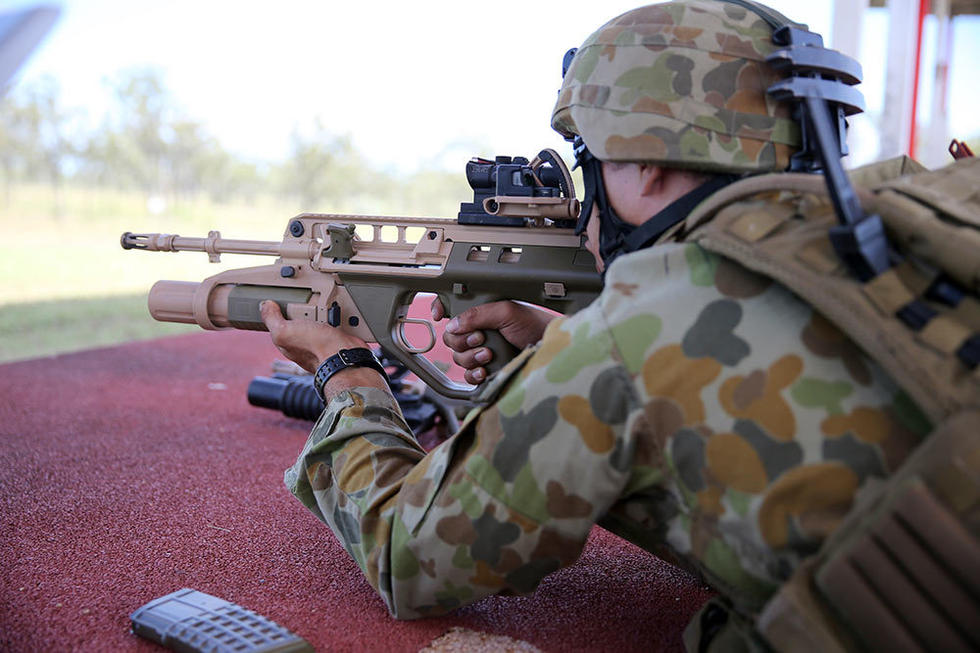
left=283, top=292, right=646, bottom=619
left=282, top=240, right=934, bottom=621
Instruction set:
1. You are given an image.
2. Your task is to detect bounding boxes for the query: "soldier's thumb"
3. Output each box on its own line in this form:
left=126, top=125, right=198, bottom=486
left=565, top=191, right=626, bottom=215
left=448, top=301, right=512, bottom=334
left=260, top=300, right=285, bottom=332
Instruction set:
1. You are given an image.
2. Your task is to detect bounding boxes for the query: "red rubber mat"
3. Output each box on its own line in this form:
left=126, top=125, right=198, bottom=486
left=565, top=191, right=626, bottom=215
left=0, top=331, right=713, bottom=652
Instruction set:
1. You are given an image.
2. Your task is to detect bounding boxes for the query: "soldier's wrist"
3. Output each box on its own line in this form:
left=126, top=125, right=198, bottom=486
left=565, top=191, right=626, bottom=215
left=321, top=367, right=389, bottom=398
left=314, top=348, right=389, bottom=401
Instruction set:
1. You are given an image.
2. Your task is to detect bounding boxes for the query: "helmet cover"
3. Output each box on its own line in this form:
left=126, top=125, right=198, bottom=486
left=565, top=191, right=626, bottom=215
left=552, top=0, right=803, bottom=173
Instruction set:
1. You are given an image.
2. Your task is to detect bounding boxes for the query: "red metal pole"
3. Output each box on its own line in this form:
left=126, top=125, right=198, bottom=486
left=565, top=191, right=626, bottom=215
left=909, top=0, right=930, bottom=158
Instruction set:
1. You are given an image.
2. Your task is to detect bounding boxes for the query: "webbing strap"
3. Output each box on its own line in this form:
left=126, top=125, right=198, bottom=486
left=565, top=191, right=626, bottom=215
left=894, top=299, right=979, bottom=369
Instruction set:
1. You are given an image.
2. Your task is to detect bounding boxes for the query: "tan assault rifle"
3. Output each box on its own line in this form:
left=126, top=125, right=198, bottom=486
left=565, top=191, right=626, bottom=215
left=121, top=150, right=602, bottom=400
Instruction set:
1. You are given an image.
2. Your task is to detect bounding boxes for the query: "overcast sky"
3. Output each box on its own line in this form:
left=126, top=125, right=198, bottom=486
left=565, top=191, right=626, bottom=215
left=6, top=1, right=979, bottom=171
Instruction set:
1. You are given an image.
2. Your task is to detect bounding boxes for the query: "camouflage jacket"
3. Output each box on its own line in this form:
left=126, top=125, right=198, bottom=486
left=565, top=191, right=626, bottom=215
left=284, top=242, right=930, bottom=619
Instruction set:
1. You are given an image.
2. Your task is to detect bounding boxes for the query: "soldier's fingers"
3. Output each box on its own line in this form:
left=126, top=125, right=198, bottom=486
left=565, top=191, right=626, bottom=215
left=429, top=296, right=446, bottom=321
left=260, top=301, right=286, bottom=334
left=451, top=346, right=492, bottom=371
left=442, top=328, right=485, bottom=353
left=464, top=367, right=487, bottom=385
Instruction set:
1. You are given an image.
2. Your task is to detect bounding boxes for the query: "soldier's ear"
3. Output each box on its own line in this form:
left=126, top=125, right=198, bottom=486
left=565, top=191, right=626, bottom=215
left=637, top=164, right=666, bottom=198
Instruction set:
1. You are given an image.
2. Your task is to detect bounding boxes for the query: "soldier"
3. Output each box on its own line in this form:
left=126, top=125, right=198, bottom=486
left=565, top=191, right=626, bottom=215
left=260, top=1, right=974, bottom=650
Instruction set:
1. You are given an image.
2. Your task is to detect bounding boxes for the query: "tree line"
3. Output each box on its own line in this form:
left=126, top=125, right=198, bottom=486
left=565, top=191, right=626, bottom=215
left=0, top=68, right=467, bottom=213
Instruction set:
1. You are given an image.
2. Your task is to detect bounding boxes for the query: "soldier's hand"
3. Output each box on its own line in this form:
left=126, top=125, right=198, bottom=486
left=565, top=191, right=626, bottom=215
left=260, top=301, right=368, bottom=373
left=429, top=298, right=555, bottom=384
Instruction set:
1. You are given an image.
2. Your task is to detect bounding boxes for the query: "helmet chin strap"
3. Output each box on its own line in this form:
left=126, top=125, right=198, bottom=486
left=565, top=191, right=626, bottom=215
left=574, top=137, right=737, bottom=269
left=574, top=143, right=635, bottom=267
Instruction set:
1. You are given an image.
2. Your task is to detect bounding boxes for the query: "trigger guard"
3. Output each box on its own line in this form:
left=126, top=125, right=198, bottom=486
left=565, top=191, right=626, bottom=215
left=396, top=317, right=436, bottom=354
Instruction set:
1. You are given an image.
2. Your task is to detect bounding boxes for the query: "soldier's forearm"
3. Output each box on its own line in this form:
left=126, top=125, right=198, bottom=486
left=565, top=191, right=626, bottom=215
left=320, top=367, right=391, bottom=399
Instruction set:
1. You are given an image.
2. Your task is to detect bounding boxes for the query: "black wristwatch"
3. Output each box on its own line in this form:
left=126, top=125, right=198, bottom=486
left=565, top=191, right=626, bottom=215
left=313, top=348, right=388, bottom=401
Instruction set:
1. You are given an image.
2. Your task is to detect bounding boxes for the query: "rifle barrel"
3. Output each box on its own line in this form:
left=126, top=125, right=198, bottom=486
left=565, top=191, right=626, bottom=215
left=121, top=232, right=282, bottom=257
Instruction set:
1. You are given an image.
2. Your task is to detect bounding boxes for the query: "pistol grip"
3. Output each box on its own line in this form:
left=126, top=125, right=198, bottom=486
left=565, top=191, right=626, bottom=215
left=481, top=329, right=521, bottom=378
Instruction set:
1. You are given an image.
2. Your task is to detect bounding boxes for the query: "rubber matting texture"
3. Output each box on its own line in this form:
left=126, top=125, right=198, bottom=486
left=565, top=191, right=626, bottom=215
left=0, top=331, right=713, bottom=652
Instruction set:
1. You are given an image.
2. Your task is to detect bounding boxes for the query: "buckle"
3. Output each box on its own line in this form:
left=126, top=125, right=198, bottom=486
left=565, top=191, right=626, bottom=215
left=338, top=348, right=357, bottom=366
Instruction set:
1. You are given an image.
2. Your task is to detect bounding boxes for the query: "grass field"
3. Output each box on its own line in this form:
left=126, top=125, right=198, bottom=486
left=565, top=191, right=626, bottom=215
left=0, top=181, right=464, bottom=363
left=0, top=293, right=197, bottom=362
left=0, top=186, right=278, bottom=362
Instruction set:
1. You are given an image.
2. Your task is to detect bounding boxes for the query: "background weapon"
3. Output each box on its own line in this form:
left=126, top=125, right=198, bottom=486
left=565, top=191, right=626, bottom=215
left=248, top=349, right=463, bottom=446
left=122, top=149, right=601, bottom=400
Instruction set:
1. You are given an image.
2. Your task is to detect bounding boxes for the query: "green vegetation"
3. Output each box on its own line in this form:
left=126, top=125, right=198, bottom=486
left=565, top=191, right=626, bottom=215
left=0, top=180, right=468, bottom=363
left=0, top=68, right=473, bottom=214
left=0, top=185, right=278, bottom=362
left=0, top=293, right=196, bottom=362
left=0, top=69, right=472, bottom=363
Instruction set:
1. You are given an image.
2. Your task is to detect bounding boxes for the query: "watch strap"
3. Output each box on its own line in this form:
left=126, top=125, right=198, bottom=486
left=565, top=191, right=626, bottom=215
left=313, top=348, right=388, bottom=401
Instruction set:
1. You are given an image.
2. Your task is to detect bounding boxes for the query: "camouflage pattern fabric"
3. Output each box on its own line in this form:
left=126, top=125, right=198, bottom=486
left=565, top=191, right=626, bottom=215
left=551, top=0, right=802, bottom=173
left=284, top=242, right=929, bottom=619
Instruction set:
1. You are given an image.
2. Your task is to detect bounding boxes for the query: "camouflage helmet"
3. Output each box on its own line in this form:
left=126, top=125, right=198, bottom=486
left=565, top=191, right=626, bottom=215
left=552, top=0, right=803, bottom=174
